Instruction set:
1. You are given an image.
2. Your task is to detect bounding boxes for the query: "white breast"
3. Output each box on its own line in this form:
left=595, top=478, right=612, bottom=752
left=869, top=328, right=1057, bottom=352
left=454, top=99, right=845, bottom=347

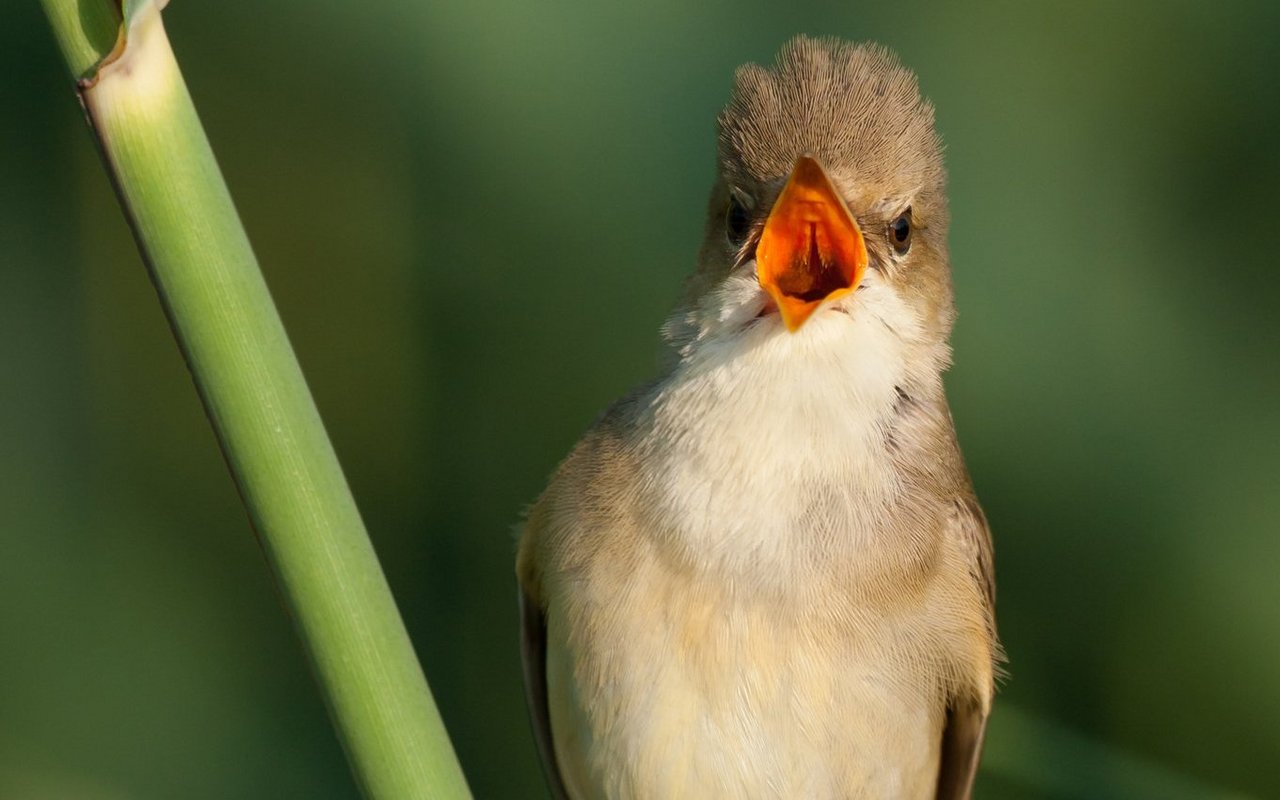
left=639, top=276, right=920, bottom=587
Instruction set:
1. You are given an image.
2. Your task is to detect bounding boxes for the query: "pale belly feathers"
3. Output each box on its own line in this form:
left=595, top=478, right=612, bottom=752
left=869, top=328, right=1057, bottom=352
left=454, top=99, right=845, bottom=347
left=545, top=550, right=953, bottom=800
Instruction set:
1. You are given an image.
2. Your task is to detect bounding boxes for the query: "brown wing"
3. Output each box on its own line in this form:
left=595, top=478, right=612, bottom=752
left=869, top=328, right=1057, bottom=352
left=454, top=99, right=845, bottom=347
left=935, top=697, right=990, bottom=800
left=935, top=496, right=998, bottom=799
left=516, top=422, right=632, bottom=800
left=520, top=585, right=571, bottom=800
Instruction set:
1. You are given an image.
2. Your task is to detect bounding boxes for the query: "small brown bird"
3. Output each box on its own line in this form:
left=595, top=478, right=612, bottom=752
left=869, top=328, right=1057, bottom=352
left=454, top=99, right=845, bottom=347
left=518, top=36, right=1000, bottom=799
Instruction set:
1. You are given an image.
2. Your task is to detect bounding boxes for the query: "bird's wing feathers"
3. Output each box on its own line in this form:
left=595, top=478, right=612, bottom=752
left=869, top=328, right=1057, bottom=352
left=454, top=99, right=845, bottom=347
left=935, top=496, right=997, bottom=800
left=935, top=697, right=990, bottom=800
left=518, top=493, right=573, bottom=800
left=519, top=583, right=571, bottom=800
left=517, top=419, right=638, bottom=800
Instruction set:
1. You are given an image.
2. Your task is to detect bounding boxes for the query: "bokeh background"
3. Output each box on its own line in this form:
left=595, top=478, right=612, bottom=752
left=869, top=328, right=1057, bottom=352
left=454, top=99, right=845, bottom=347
left=4, top=1, right=1278, bottom=798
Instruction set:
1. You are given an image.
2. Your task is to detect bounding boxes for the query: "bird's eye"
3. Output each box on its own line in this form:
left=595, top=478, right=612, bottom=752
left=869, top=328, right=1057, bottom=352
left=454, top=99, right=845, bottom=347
left=889, top=208, right=913, bottom=255
left=725, top=195, right=752, bottom=247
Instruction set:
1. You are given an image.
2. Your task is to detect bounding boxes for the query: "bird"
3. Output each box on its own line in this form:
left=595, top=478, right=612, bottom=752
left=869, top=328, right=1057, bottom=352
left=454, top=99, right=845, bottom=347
left=517, top=35, right=1000, bottom=800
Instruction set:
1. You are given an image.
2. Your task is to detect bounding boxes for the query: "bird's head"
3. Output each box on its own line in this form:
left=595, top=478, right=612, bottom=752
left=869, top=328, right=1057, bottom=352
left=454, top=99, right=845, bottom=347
left=667, top=37, right=954, bottom=390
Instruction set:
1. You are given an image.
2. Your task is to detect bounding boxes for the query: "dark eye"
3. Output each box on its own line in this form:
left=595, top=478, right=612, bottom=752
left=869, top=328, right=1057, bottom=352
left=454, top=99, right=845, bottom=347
left=725, top=195, right=751, bottom=246
left=889, top=208, right=913, bottom=255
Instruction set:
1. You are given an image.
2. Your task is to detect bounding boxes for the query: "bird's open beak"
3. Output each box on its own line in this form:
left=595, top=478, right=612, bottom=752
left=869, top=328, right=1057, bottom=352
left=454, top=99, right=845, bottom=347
left=756, top=155, right=867, bottom=332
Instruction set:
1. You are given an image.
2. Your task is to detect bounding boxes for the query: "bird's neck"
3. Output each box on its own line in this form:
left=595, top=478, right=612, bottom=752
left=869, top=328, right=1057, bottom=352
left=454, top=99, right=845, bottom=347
left=630, top=307, right=949, bottom=589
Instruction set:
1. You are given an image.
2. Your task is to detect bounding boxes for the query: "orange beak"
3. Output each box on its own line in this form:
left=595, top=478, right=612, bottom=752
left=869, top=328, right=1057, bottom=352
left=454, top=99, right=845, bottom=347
left=755, top=155, right=868, bottom=332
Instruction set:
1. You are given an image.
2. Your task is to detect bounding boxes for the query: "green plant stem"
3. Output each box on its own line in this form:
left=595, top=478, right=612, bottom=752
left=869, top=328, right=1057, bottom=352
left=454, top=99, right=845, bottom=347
left=42, top=0, right=119, bottom=79
left=40, top=2, right=471, bottom=798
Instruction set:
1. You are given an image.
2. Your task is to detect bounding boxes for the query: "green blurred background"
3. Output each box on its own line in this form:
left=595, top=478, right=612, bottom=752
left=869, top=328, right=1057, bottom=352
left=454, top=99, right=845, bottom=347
left=4, top=1, right=1278, bottom=798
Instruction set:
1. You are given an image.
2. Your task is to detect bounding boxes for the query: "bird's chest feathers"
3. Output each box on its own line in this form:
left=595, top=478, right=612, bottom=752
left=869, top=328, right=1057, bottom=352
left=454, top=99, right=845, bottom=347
left=552, top=560, right=945, bottom=798
left=638, top=310, right=909, bottom=582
